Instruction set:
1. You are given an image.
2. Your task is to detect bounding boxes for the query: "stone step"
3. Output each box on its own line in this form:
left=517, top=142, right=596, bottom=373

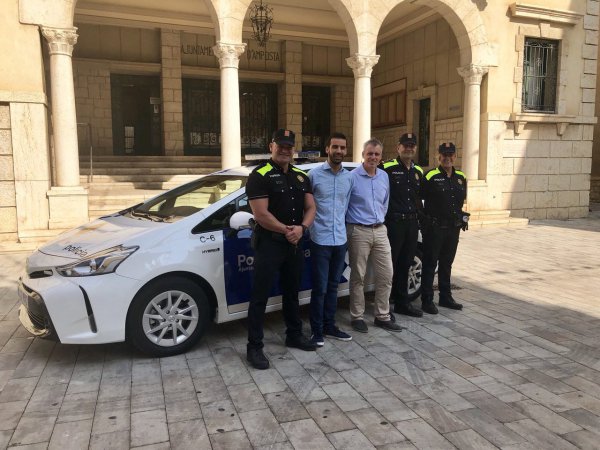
left=80, top=155, right=221, bottom=163
left=469, top=217, right=529, bottom=229
left=80, top=174, right=202, bottom=183
left=80, top=167, right=216, bottom=175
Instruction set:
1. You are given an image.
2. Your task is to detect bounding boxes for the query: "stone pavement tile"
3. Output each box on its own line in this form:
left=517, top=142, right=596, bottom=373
left=520, top=344, right=560, bottom=359
left=209, top=430, right=252, bottom=450
left=378, top=375, right=428, bottom=403
left=4, top=443, right=49, bottom=450
left=560, top=408, right=600, bottom=435
left=239, top=408, right=287, bottom=447
left=561, top=375, right=600, bottom=399
left=317, top=349, right=359, bottom=371
left=9, top=410, right=58, bottom=446
left=304, top=399, right=354, bottom=434
left=285, top=374, right=328, bottom=402
left=168, top=418, right=211, bottom=450
left=303, top=361, right=345, bottom=385
left=444, top=429, right=497, bottom=450
left=0, top=368, right=13, bottom=391
left=186, top=356, right=219, bottom=379
left=193, top=375, right=229, bottom=404
left=362, top=390, right=418, bottom=423
left=132, top=360, right=162, bottom=385
left=406, top=399, right=469, bottom=433
left=522, top=335, right=570, bottom=354
left=513, top=383, right=578, bottom=412
left=475, top=362, right=528, bottom=386
left=89, top=430, right=129, bottom=450
left=509, top=399, right=581, bottom=434
left=66, top=366, right=102, bottom=395
left=37, top=362, right=75, bottom=387
left=0, top=430, right=12, bottom=449
left=250, top=367, right=287, bottom=394
left=0, top=400, right=27, bottom=431
left=57, top=390, right=98, bottom=423
left=506, top=418, right=579, bottom=449
left=280, top=418, right=334, bottom=450
left=130, top=408, right=169, bottom=447
left=0, top=376, right=37, bottom=403
left=201, top=399, right=243, bottom=434
left=339, top=368, right=385, bottom=394
left=559, top=390, right=600, bottom=415
left=97, top=375, right=131, bottom=403
left=389, top=360, right=436, bottom=386
left=562, top=429, right=600, bottom=450
left=48, top=418, right=92, bottom=450
left=418, top=382, right=473, bottom=412
left=91, top=399, right=130, bottom=435
left=131, top=381, right=165, bottom=413
left=448, top=336, right=491, bottom=354
left=271, top=356, right=307, bottom=380
left=12, top=339, right=55, bottom=378
left=346, top=408, right=405, bottom=446
left=1, top=337, right=32, bottom=354
left=163, top=370, right=195, bottom=395
left=393, top=417, right=454, bottom=449
left=228, top=382, right=267, bottom=412
left=441, top=345, right=488, bottom=365
left=25, top=382, right=67, bottom=414
left=265, top=390, right=310, bottom=423
left=514, top=368, right=576, bottom=394
left=165, top=390, right=202, bottom=423
left=468, top=375, right=526, bottom=403
left=478, top=349, right=515, bottom=364
left=99, top=353, right=132, bottom=379
left=321, top=382, right=369, bottom=412
left=461, top=390, right=527, bottom=423
left=130, top=442, right=170, bottom=449
left=453, top=408, right=526, bottom=447
left=212, top=347, right=253, bottom=386
left=426, top=368, right=479, bottom=394
left=254, top=443, right=293, bottom=450
left=326, top=429, right=375, bottom=450
left=480, top=340, right=532, bottom=360
left=159, top=355, right=189, bottom=373
left=434, top=356, right=484, bottom=378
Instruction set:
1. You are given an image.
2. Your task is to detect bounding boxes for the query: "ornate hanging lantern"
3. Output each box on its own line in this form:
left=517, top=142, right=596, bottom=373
left=250, top=0, right=274, bottom=47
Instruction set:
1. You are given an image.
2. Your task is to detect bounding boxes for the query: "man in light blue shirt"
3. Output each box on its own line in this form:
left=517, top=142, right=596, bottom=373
left=308, top=132, right=354, bottom=346
left=346, top=138, right=402, bottom=333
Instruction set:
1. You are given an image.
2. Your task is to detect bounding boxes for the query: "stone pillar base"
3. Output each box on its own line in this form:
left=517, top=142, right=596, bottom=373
left=465, top=179, right=489, bottom=211
left=47, top=186, right=89, bottom=229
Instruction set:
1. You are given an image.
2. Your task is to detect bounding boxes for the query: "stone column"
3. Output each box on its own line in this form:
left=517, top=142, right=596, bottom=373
left=346, top=54, right=380, bottom=162
left=457, top=64, right=488, bottom=180
left=213, top=42, right=246, bottom=169
left=279, top=41, right=303, bottom=149
left=42, top=26, right=88, bottom=228
left=161, top=29, right=184, bottom=156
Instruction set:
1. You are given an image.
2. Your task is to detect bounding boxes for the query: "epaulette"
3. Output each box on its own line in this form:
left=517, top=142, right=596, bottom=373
left=256, top=162, right=273, bottom=176
left=425, top=168, right=441, bottom=180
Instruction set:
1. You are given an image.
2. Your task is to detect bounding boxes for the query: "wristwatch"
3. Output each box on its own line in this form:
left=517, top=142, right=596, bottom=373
left=301, top=224, right=308, bottom=234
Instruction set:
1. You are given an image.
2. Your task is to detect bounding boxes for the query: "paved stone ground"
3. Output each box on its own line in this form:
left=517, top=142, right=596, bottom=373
left=1, top=210, right=600, bottom=449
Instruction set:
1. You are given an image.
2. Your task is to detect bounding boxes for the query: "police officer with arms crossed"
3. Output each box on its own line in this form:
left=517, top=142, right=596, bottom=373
left=245, top=129, right=317, bottom=370
left=420, top=142, right=467, bottom=314
left=381, top=133, right=424, bottom=318
left=346, top=138, right=403, bottom=333
left=308, top=132, right=354, bottom=347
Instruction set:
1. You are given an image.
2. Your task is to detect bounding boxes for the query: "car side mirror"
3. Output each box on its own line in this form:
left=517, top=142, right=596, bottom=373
left=229, top=211, right=254, bottom=230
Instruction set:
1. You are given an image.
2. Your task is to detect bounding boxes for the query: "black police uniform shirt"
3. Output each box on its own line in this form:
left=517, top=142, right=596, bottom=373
left=246, top=159, right=312, bottom=228
left=422, top=166, right=467, bottom=220
left=380, top=159, right=423, bottom=215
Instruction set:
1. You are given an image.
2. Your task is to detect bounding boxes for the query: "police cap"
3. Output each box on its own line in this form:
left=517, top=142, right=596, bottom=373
left=399, top=133, right=417, bottom=146
left=438, top=142, right=456, bottom=155
left=272, top=129, right=296, bottom=146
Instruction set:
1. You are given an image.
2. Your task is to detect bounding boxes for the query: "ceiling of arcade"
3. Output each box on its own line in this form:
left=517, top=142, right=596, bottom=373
left=74, top=0, right=442, bottom=47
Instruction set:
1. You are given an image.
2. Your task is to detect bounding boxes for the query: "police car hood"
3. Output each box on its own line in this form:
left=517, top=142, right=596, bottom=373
left=38, top=215, right=166, bottom=259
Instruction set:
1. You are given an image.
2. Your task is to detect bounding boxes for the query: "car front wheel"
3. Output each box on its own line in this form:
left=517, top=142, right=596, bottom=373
left=127, top=276, right=210, bottom=357
left=407, top=247, right=423, bottom=301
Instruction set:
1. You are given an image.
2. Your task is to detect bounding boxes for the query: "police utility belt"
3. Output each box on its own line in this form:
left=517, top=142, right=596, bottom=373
left=386, top=212, right=418, bottom=221
left=430, top=212, right=470, bottom=230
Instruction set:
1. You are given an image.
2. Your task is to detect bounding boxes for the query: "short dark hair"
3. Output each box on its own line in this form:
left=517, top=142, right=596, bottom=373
left=363, top=137, right=383, bottom=152
left=326, top=132, right=347, bottom=148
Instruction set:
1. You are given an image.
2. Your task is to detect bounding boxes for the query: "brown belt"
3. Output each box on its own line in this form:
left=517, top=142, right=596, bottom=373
left=348, top=223, right=384, bottom=228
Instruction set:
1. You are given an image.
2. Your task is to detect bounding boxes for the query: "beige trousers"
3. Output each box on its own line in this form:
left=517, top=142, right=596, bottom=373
left=347, top=224, right=393, bottom=321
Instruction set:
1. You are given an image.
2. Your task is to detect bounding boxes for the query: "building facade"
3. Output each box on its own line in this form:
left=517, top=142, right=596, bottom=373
left=1, top=0, right=598, bottom=243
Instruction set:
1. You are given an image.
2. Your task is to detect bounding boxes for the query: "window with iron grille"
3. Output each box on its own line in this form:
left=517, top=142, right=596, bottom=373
left=522, top=38, right=559, bottom=113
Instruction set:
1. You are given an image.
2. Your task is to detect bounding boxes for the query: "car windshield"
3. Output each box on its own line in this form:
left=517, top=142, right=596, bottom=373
left=126, top=175, right=248, bottom=222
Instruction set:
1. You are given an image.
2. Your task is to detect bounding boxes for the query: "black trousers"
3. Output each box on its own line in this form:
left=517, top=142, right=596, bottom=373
left=421, top=224, right=460, bottom=302
left=247, top=233, right=304, bottom=350
left=386, top=218, right=419, bottom=305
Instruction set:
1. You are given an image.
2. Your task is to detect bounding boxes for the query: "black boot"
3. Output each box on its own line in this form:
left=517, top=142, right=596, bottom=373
left=247, top=347, right=270, bottom=370
left=395, top=302, right=423, bottom=317
left=439, top=294, right=463, bottom=310
left=421, top=296, right=438, bottom=315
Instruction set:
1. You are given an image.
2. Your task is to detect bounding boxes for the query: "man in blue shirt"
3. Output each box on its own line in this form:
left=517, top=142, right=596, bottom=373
left=308, top=132, right=354, bottom=347
left=346, top=138, right=403, bottom=333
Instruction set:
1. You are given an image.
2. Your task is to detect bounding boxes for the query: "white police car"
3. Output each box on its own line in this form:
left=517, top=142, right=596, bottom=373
left=18, top=161, right=423, bottom=357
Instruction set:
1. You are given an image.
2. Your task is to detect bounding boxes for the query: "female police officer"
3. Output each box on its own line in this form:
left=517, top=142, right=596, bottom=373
left=420, top=143, right=467, bottom=314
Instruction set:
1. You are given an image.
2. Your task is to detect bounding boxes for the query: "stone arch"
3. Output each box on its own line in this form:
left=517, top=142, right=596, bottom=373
left=19, top=0, right=77, bottom=28
left=204, top=0, right=252, bottom=44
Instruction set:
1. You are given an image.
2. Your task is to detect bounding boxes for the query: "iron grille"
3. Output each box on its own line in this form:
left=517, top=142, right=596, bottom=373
left=522, top=38, right=558, bottom=113
left=240, top=82, right=277, bottom=154
left=302, top=85, right=331, bottom=153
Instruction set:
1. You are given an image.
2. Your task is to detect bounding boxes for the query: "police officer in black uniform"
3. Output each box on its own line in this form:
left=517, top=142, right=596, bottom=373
left=245, top=129, right=317, bottom=370
left=381, top=133, right=424, bottom=317
left=420, top=142, right=467, bottom=314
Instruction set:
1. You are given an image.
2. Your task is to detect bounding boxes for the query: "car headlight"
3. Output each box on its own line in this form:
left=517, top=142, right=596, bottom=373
left=56, top=245, right=139, bottom=277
